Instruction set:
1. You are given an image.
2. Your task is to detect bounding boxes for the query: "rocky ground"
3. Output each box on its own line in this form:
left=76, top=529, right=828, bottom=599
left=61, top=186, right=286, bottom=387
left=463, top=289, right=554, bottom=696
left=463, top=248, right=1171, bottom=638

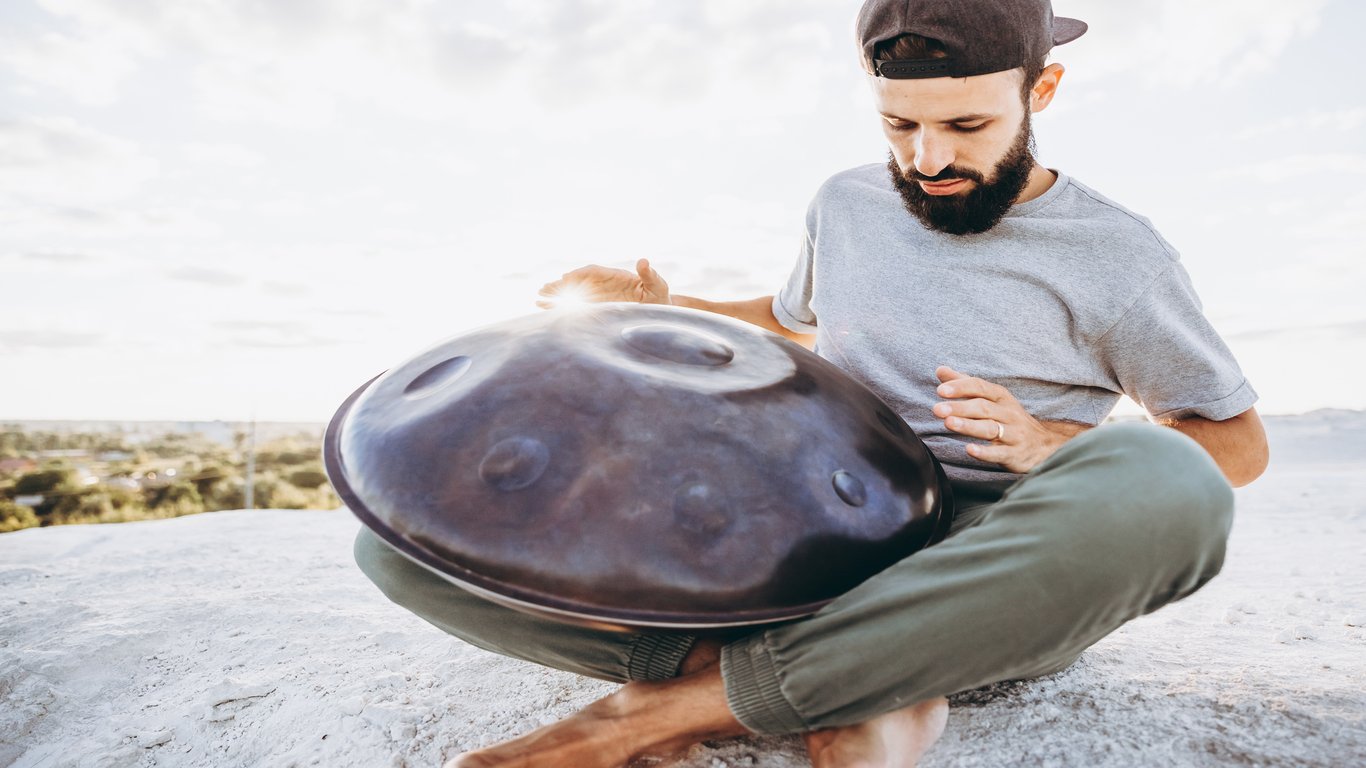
left=2, top=412, right=1363, bottom=767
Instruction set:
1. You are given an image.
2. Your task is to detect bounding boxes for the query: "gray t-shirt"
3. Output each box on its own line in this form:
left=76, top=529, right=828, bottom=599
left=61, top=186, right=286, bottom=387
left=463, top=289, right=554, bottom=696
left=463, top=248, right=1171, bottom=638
left=772, top=163, right=1257, bottom=485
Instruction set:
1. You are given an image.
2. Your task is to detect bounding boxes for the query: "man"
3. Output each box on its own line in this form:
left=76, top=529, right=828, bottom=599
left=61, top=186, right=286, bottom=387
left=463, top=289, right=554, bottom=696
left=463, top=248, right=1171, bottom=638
left=355, top=1, right=1270, bottom=765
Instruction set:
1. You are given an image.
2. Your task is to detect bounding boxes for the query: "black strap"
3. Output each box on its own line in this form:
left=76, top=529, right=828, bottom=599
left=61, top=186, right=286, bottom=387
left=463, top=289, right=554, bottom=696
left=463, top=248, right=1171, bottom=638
left=874, top=58, right=953, bottom=79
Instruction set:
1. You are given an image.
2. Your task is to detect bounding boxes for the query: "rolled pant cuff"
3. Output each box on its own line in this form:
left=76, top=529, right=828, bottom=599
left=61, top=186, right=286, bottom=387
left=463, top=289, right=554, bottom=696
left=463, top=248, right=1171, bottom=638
left=720, top=632, right=809, bottom=735
left=625, top=633, right=696, bottom=681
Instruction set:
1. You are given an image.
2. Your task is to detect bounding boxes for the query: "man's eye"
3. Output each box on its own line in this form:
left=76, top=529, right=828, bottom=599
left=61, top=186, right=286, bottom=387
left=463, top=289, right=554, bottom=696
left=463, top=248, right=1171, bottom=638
left=951, top=123, right=988, bottom=133
left=887, top=121, right=917, bottom=132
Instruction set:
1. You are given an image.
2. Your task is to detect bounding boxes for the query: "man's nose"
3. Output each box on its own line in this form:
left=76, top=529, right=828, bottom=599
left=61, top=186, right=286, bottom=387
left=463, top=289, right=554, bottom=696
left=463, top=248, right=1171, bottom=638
left=912, top=131, right=954, bottom=178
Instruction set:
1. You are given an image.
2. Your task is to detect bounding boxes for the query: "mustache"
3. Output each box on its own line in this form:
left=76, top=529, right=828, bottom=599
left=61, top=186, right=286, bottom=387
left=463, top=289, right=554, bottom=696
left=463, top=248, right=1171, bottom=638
left=903, top=166, right=986, bottom=184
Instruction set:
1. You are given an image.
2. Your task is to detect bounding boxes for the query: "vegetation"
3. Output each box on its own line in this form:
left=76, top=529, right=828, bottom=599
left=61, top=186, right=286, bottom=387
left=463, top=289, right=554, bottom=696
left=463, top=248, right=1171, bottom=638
left=0, top=427, right=340, bottom=533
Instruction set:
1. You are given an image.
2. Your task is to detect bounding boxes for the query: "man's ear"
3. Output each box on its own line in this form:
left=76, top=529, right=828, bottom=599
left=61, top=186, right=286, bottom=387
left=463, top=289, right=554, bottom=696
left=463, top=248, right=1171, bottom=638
left=1030, top=63, right=1065, bottom=113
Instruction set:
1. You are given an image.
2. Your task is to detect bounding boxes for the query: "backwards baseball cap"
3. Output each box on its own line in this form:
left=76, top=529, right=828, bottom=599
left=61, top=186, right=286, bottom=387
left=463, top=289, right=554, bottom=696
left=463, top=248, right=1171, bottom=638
left=858, top=0, right=1087, bottom=79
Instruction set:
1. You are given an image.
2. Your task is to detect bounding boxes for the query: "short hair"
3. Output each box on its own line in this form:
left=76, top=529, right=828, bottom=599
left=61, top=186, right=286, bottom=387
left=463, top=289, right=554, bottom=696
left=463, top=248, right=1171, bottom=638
left=871, top=33, right=1046, bottom=105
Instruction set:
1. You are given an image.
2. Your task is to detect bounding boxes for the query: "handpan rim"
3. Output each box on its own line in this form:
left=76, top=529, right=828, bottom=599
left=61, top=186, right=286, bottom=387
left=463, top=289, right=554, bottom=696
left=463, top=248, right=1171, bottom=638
left=324, top=374, right=842, bottom=630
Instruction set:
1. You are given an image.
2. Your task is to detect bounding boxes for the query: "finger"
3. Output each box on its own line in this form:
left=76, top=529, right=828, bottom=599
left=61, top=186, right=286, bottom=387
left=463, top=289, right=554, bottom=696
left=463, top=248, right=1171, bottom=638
left=943, top=415, right=1004, bottom=442
left=937, top=375, right=1008, bottom=402
left=636, top=258, right=667, bottom=291
left=935, top=365, right=967, bottom=383
left=535, top=300, right=553, bottom=310
left=932, top=397, right=999, bottom=420
left=965, top=441, right=1010, bottom=464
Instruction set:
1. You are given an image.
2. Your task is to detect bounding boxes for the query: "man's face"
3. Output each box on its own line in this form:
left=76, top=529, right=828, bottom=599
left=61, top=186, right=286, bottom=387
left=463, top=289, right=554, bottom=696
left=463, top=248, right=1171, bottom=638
left=872, top=69, right=1036, bottom=235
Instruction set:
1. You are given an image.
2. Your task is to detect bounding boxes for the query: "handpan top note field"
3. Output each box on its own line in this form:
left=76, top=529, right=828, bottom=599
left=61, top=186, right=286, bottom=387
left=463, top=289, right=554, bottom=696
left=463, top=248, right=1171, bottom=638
left=325, top=304, right=953, bottom=630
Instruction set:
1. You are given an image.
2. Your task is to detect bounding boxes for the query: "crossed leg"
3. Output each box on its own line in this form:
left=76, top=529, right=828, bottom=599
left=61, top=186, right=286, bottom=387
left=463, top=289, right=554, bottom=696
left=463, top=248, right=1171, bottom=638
left=356, top=424, right=1234, bottom=767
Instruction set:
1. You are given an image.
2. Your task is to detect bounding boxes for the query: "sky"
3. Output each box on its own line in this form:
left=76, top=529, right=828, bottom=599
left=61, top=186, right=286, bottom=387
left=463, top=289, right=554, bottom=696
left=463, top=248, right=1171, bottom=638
left=1, top=0, right=1362, bottom=421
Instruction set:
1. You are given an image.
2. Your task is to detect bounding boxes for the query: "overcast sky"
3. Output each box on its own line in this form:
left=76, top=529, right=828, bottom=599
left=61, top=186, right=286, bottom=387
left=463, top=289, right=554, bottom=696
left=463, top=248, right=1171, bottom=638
left=1, top=0, right=1362, bottom=421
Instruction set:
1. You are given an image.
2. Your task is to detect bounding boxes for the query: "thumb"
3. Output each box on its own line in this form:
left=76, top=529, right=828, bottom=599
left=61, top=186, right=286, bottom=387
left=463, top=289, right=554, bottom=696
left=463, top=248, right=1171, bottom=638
left=636, top=258, right=664, bottom=288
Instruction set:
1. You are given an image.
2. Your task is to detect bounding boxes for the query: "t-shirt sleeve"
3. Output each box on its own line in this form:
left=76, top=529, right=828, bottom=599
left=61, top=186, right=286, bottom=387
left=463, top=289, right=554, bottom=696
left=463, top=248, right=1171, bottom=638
left=771, top=229, right=818, bottom=334
left=1097, top=262, right=1257, bottom=421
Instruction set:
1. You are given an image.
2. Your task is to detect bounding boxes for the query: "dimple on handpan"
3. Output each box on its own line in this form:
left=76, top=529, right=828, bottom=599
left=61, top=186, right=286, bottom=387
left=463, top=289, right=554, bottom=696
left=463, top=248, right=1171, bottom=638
left=325, top=304, right=954, bottom=631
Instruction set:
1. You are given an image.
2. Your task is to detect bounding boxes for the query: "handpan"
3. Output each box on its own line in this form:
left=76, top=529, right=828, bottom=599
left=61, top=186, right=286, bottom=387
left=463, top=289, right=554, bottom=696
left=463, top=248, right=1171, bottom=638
left=325, top=303, right=954, bottom=631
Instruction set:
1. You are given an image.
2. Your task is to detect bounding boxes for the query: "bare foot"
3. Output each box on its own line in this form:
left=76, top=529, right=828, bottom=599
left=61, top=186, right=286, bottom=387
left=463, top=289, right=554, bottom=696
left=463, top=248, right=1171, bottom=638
left=802, top=697, right=949, bottom=768
left=445, top=666, right=746, bottom=768
left=445, top=688, right=637, bottom=768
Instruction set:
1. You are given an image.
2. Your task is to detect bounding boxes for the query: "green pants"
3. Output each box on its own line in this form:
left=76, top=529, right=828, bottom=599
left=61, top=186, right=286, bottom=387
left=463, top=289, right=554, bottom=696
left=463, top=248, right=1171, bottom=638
left=353, top=422, right=1233, bottom=734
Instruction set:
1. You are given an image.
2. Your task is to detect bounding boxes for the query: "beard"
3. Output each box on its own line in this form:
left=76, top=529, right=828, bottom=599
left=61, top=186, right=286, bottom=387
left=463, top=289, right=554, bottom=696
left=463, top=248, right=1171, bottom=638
left=886, top=113, right=1036, bottom=235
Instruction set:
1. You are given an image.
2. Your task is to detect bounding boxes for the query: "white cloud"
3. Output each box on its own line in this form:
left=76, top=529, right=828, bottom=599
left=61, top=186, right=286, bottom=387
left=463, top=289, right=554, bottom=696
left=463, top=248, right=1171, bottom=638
left=3, top=0, right=866, bottom=132
left=178, top=142, right=267, bottom=170
left=1232, top=107, right=1366, bottom=141
left=164, top=266, right=247, bottom=287
left=1217, top=152, right=1366, bottom=182
left=0, top=24, right=149, bottom=105
left=1054, top=0, right=1330, bottom=86
left=20, top=250, right=95, bottom=264
left=0, top=117, right=159, bottom=205
left=0, top=328, right=105, bottom=350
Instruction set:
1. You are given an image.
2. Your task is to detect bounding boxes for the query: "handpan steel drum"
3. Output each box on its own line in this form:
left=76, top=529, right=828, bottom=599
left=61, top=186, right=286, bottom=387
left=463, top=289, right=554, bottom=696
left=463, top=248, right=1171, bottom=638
left=325, top=304, right=954, bottom=631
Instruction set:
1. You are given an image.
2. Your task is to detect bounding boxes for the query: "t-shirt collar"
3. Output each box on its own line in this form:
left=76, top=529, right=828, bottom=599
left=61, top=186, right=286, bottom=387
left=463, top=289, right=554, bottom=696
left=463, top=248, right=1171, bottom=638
left=1006, top=169, right=1069, bottom=218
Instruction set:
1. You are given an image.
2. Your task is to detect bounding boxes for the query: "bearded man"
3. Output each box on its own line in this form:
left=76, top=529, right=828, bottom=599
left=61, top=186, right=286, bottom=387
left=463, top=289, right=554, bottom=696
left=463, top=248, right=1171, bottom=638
left=354, top=1, right=1269, bottom=765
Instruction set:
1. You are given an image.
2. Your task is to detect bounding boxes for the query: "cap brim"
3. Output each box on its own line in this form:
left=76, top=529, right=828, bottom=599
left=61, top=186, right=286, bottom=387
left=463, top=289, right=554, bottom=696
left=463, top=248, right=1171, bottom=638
left=1053, top=17, right=1087, bottom=46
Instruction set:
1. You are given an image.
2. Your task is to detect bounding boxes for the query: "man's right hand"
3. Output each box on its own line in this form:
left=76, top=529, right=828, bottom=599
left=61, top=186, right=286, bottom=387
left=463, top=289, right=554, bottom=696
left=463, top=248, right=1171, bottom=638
left=536, top=258, right=671, bottom=309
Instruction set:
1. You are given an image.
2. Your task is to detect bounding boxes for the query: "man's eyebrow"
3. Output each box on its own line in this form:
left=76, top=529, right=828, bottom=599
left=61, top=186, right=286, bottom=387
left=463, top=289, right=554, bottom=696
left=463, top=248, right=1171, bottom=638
left=878, top=112, right=995, bottom=123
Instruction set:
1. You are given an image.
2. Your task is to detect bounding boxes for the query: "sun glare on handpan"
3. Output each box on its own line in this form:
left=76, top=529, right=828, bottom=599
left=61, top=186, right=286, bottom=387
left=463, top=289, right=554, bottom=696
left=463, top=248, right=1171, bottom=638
left=544, top=284, right=592, bottom=309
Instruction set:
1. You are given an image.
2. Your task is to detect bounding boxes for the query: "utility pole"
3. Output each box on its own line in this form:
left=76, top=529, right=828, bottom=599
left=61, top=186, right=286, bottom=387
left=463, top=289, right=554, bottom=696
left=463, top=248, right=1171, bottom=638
left=244, top=416, right=256, bottom=510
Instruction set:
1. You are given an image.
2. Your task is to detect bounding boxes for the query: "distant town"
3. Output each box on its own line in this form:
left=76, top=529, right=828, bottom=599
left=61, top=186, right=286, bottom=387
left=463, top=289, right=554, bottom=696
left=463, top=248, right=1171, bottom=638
left=1, top=420, right=339, bottom=533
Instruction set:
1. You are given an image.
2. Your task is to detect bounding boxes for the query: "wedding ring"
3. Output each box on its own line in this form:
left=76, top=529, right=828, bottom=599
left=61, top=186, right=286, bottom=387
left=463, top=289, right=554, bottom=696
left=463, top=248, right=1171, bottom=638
left=994, top=422, right=1005, bottom=442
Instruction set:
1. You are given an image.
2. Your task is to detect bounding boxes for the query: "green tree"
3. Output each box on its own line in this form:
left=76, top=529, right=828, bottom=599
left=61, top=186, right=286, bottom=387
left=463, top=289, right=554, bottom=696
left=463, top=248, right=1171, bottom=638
left=13, top=468, right=70, bottom=496
left=0, top=499, right=38, bottom=533
left=145, top=481, right=205, bottom=517
left=287, top=467, right=329, bottom=489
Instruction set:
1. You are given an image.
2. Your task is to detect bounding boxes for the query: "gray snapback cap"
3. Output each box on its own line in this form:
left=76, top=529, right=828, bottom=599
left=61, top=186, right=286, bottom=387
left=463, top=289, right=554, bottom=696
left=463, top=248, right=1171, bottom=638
left=858, top=0, right=1087, bottom=79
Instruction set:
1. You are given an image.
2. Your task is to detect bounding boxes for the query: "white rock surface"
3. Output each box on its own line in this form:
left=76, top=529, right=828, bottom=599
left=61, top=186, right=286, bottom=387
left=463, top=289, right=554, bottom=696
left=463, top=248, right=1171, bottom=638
left=1, top=413, right=1364, bottom=767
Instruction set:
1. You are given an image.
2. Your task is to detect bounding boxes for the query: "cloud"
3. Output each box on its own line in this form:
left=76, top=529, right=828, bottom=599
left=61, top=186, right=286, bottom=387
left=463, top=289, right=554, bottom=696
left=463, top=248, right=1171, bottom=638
left=178, top=142, right=266, bottom=170
left=261, top=281, right=310, bottom=297
left=1055, top=0, right=1331, bottom=87
left=2, top=0, right=863, bottom=132
left=211, top=320, right=306, bottom=333
left=1232, top=108, right=1366, bottom=141
left=165, top=266, right=248, bottom=287
left=0, top=117, right=158, bottom=205
left=21, top=251, right=95, bottom=263
left=0, top=22, right=149, bottom=105
left=0, top=329, right=105, bottom=349
left=209, top=319, right=347, bottom=348
left=1216, top=153, right=1366, bottom=183
left=319, top=308, right=385, bottom=319
left=223, top=335, right=346, bottom=349
left=1230, top=319, right=1366, bottom=344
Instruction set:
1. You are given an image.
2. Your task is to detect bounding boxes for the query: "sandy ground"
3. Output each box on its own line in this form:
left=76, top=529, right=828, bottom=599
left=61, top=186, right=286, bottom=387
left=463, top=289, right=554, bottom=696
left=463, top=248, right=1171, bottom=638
left=2, top=412, right=1364, bottom=767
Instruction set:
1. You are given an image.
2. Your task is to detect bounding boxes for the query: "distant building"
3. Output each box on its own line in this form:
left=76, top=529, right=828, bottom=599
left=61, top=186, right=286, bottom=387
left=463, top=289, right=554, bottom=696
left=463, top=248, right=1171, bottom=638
left=14, top=494, right=43, bottom=508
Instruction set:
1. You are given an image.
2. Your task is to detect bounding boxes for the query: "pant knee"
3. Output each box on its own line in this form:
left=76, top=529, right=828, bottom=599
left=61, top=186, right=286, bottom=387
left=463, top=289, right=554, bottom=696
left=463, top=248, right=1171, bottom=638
left=1056, top=423, right=1232, bottom=534
left=1093, top=423, right=1232, bottom=549
left=1027, top=423, right=1235, bottom=606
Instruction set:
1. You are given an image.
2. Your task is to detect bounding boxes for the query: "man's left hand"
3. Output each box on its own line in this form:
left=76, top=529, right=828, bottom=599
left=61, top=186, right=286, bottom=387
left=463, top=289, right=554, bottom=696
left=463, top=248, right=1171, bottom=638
left=932, top=366, right=1086, bottom=474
